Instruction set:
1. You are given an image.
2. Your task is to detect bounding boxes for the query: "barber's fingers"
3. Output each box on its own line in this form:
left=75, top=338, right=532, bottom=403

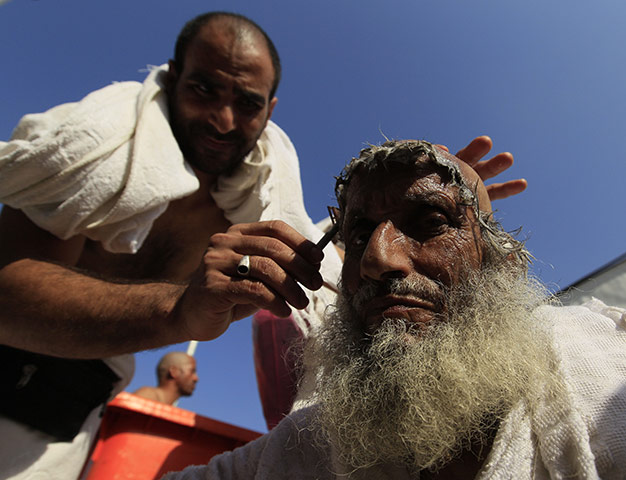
left=228, top=220, right=324, bottom=264
left=202, top=248, right=314, bottom=312
left=485, top=179, right=528, bottom=201
left=209, top=221, right=324, bottom=291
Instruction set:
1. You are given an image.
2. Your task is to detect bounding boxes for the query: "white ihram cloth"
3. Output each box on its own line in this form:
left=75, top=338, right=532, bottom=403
left=0, top=355, right=134, bottom=480
left=162, top=300, right=626, bottom=480
left=0, top=64, right=342, bottom=333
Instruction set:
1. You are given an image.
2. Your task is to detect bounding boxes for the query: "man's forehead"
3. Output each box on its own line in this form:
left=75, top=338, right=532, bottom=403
left=344, top=164, right=463, bottom=217
left=194, top=19, right=271, bottom=65
left=336, top=140, right=491, bottom=216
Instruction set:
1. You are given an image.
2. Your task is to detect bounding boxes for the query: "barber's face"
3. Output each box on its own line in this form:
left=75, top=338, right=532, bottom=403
left=167, top=23, right=277, bottom=176
left=341, top=162, right=485, bottom=334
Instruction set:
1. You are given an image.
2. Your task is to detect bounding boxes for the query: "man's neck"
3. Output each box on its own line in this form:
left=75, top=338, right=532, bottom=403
left=156, top=384, right=182, bottom=405
left=192, top=168, right=218, bottom=194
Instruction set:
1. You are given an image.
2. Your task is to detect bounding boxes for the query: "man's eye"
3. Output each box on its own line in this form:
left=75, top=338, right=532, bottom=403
left=192, top=83, right=213, bottom=96
left=238, top=97, right=263, bottom=113
left=349, top=230, right=371, bottom=247
left=423, top=212, right=449, bottom=231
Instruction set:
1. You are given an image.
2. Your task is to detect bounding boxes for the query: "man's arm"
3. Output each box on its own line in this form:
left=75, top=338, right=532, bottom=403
left=0, top=208, right=323, bottom=359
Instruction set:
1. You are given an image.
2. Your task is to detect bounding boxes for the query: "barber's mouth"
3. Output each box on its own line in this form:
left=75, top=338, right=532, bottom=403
left=202, top=135, right=235, bottom=151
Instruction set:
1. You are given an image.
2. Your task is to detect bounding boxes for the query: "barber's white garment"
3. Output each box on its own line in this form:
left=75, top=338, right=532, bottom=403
left=0, top=355, right=134, bottom=480
left=0, top=66, right=198, bottom=254
left=162, top=300, right=626, bottom=479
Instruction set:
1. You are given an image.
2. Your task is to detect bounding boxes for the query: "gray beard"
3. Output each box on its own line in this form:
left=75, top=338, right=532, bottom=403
left=304, top=266, right=564, bottom=474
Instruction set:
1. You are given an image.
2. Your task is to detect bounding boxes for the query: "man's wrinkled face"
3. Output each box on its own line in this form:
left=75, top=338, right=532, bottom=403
left=341, top=160, right=485, bottom=335
left=167, top=22, right=277, bottom=176
left=174, top=358, right=199, bottom=396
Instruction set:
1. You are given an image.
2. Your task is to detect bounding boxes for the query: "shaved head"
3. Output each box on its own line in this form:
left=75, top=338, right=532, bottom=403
left=173, top=11, right=281, bottom=98
left=432, top=145, right=492, bottom=214
left=157, top=352, right=195, bottom=382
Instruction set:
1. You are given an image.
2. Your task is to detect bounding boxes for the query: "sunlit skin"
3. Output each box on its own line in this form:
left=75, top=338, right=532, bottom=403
left=166, top=20, right=277, bottom=177
left=175, top=358, right=199, bottom=396
left=341, top=150, right=491, bottom=335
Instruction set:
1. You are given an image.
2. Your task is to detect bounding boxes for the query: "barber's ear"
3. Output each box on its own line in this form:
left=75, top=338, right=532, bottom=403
left=267, top=97, right=278, bottom=120
left=165, top=60, right=179, bottom=93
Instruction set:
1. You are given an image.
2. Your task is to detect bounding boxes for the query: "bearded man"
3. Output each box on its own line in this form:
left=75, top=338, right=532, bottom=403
left=161, top=141, right=626, bottom=479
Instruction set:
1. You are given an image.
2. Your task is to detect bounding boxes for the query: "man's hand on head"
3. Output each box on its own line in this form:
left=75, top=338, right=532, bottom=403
left=438, top=136, right=528, bottom=201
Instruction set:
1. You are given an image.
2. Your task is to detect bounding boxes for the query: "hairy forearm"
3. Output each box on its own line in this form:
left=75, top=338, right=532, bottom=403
left=0, top=258, right=188, bottom=358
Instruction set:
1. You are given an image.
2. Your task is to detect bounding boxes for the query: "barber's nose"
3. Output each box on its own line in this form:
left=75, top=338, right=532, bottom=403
left=360, top=221, right=411, bottom=282
left=209, top=104, right=236, bottom=134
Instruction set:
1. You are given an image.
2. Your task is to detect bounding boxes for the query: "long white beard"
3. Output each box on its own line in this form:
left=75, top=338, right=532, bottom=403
left=305, top=267, right=564, bottom=474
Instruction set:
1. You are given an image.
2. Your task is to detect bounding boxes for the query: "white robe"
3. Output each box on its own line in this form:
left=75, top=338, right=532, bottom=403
left=162, top=300, right=626, bottom=480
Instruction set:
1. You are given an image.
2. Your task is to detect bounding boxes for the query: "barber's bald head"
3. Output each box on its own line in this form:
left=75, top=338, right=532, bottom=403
left=173, top=11, right=281, bottom=98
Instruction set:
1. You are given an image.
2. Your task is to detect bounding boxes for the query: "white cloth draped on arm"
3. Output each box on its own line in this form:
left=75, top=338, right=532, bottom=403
left=0, top=65, right=198, bottom=254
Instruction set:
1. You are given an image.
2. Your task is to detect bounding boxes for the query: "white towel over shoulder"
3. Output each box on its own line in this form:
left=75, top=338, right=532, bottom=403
left=0, top=65, right=198, bottom=253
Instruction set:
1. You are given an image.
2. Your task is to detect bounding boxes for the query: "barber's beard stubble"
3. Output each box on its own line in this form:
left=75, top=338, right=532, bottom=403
left=305, top=266, right=564, bottom=474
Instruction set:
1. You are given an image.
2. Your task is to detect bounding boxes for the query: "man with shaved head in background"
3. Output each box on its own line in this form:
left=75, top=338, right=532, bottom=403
left=165, top=140, right=626, bottom=479
left=134, top=352, right=199, bottom=405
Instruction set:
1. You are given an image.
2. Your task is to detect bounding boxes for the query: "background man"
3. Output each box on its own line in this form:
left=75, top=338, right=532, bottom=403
left=134, top=352, right=199, bottom=405
left=165, top=140, right=626, bottom=479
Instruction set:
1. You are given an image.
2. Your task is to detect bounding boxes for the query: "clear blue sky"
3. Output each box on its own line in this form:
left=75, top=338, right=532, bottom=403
left=1, top=0, right=625, bottom=433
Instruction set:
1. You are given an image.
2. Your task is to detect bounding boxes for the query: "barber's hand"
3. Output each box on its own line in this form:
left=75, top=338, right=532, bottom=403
left=174, top=220, right=324, bottom=341
left=440, top=136, right=527, bottom=201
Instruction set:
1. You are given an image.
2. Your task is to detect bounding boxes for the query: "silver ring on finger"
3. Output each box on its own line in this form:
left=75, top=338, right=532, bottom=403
left=236, top=255, right=251, bottom=277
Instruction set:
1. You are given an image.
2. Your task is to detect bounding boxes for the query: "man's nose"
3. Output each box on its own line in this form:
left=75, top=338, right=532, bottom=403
left=209, top=103, right=236, bottom=134
left=360, top=221, right=412, bottom=282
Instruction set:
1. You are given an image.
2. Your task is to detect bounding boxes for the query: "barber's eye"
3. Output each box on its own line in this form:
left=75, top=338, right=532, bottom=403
left=238, top=97, right=263, bottom=114
left=192, top=83, right=213, bottom=97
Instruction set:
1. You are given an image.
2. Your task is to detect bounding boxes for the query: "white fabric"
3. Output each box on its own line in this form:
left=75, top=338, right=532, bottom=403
left=162, top=300, right=626, bottom=479
left=0, top=355, right=134, bottom=480
left=0, top=65, right=198, bottom=254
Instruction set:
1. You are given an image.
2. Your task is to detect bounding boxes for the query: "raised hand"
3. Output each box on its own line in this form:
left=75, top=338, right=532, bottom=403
left=440, top=136, right=527, bottom=201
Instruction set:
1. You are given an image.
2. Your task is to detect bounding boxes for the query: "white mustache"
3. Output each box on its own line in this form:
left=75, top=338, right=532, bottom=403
left=349, top=276, right=445, bottom=316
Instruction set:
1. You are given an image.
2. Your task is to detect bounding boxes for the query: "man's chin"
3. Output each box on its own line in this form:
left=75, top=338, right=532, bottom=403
left=186, top=152, right=244, bottom=176
left=364, top=312, right=437, bottom=338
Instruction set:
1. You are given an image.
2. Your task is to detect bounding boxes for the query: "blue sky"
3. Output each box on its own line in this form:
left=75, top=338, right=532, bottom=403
left=2, top=0, right=625, bottom=433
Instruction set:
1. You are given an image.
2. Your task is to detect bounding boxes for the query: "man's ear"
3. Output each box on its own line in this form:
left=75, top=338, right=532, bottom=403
left=168, top=365, right=179, bottom=379
left=267, top=96, right=278, bottom=121
left=165, top=59, right=179, bottom=94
